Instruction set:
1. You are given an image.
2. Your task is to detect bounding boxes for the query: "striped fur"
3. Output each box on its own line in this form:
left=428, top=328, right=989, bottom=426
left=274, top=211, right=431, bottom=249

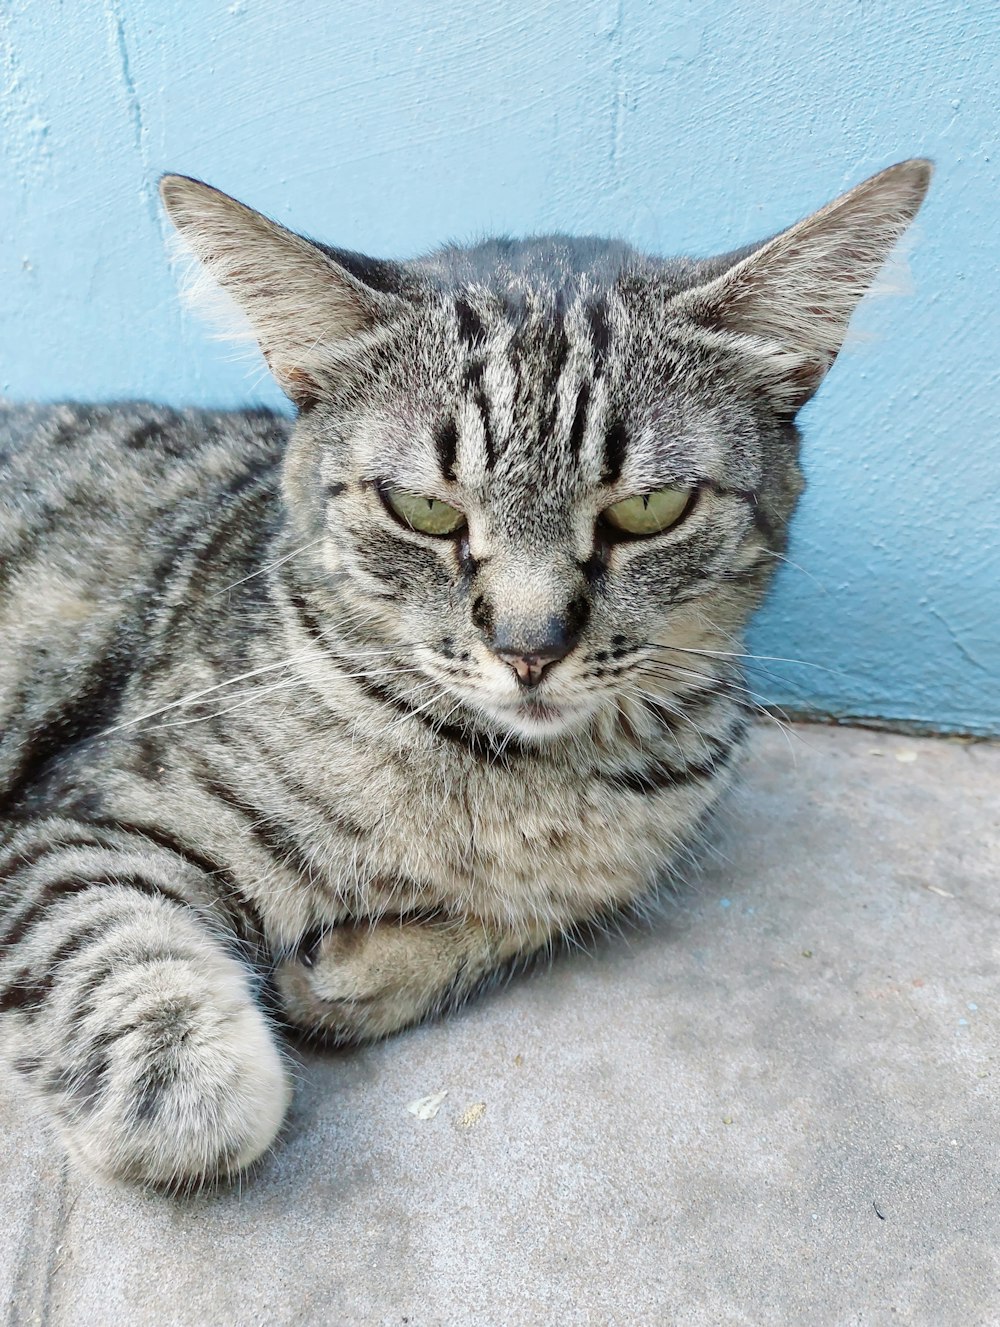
left=0, top=161, right=930, bottom=1187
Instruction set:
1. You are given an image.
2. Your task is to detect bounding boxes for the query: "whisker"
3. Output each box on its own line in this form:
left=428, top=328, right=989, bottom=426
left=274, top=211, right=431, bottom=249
left=758, top=547, right=828, bottom=591
left=104, top=599, right=433, bottom=739
left=636, top=660, right=807, bottom=757
left=644, top=642, right=849, bottom=681
left=639, top=660, right=756, bottom=701
left=147, top=663, right=428, bottom=732
left=99, top=651, right=318, bottom=735
left=209, top=537, right=328, bottom=598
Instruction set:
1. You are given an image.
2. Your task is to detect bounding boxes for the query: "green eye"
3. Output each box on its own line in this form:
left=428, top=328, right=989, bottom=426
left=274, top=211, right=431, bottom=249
left=381, top=487, right=466, bottom=536
left=602, top=486, right=694, bottom=537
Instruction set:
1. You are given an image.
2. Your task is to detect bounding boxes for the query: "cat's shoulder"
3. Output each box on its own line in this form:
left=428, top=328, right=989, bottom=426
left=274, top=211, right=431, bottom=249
left=0, top=401, right=291, bottom=531
left=0, top=400, right=290, bottom=472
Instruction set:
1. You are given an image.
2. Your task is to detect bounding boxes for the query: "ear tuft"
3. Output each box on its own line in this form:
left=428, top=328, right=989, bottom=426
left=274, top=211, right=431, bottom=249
left=159, top=174, right=400, bottom=406
left=673, top=159, right=933, bottom=411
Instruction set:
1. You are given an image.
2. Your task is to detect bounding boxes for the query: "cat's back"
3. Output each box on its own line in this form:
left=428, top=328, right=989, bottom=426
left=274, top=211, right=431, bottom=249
left=0, top=402, right=289, bottom=804
left=0, top=401, right=287, bottom=581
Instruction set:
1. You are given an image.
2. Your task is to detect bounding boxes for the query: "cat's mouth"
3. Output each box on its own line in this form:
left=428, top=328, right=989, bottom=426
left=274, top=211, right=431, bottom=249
left=426, top=665, right=597, bottom=740
left=513, top=697, right=566, bottom=723
left=490, top=691, right=596, bottom=740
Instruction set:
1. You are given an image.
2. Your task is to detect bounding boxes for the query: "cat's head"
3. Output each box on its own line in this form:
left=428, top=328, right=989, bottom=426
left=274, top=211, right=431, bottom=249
left=161, top=162, right=930, bottom=742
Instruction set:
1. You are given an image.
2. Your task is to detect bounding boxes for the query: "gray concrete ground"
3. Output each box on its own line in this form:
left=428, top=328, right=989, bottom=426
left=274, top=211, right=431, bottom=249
left=1, top=722, right=997, bottom=1327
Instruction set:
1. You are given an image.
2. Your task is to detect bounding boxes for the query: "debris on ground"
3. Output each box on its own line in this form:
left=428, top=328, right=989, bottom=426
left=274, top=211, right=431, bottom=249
left=406, top=1090, right=448, bottom=1120
left=458, top=1102, right=486, bottom=1129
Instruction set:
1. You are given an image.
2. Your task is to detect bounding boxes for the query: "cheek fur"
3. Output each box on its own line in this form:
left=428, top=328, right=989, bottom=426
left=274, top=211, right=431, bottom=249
left=345, top=523, right=457, bottom=604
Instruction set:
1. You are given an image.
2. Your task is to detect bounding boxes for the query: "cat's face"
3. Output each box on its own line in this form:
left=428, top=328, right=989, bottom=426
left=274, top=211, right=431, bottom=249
left=291, top=277, right=795, bottom=741
left=160, top=161, right=930, bottom=742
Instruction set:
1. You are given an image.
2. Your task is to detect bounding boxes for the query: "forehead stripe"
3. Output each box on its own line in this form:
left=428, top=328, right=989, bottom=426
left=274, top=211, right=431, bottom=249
left=462, top=357, right=485, bottom=391
left=585, top=299, right=611, bottom=375
left=602, top=419, right=628, bottom=484
left=435, top=417, right=459, bottom=482
left=539, top=313, right=570, bottom=442
left=453, top=296, right=485, bottom=349
left=474, top=389, right=497, bottom=470
left=568, top=381, right=590, bottom=459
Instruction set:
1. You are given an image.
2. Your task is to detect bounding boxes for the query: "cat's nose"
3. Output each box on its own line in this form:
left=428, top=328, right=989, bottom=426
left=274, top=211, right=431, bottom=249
left=490, top=620, right=578, bottom=688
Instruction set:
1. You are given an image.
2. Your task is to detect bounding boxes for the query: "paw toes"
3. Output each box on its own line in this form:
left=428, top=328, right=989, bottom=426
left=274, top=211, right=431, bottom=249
left=59, top=991, right=290, bottom=1188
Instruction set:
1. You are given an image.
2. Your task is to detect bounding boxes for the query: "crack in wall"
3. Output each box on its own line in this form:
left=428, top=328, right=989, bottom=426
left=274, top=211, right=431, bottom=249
left=103, top=0, right=165, bottom=240
left=927, top=604, right=992, bottom=675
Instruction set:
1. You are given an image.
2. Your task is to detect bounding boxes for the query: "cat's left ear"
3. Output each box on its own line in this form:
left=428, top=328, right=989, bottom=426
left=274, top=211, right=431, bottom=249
left=160, top=174, right=407, bottom=407
left=670, top=159, right=933, bottom=412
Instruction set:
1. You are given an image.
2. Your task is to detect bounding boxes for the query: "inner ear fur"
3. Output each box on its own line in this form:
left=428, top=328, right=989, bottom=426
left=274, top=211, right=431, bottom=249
left=670, top=159, right=932, bottom=411
left=160, top=174, right=405, bottom=407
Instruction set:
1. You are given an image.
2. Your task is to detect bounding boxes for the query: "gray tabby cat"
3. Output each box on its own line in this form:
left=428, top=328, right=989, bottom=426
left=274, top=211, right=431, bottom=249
left=0, top=160, right=930, bottom=1188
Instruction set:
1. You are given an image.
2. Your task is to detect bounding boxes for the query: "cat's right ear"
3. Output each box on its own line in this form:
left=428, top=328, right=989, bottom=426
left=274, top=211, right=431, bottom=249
left=159, top=175, right=404, bottom=407
left=667, top=159, right=932, bottom=413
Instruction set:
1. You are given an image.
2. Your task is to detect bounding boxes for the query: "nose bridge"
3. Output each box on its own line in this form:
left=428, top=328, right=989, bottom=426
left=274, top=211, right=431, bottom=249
left=471, top=552, right=591, bottom=690
left=483, top=553, right=577, bottom=647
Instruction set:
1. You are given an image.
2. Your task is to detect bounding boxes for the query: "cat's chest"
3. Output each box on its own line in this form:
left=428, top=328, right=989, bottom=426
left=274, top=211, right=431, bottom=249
left=307, top=739, right=718, bottom=929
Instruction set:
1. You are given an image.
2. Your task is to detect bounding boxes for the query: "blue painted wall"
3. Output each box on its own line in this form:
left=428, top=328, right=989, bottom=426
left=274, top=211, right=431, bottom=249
left=1, top=1, right=997, bottom=733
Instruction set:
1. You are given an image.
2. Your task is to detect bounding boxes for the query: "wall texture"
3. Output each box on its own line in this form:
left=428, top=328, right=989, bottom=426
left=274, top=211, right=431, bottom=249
left=1, top=0, right=996, bottom=732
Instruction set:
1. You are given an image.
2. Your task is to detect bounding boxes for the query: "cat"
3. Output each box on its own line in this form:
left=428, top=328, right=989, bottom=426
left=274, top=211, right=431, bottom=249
left=0, top=159, right=930, bottom=1189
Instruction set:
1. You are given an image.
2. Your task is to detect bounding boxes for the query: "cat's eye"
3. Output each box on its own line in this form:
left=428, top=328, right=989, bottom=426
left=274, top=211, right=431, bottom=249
left=381, top=486, right=466, bottom=537
left=602, top=486, right=694, bottom=537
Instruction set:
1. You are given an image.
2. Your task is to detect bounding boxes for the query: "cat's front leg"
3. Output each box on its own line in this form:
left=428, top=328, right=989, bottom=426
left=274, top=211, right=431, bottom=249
left=274, top=914, right=552, bottom=1043
left=0, top=819, right=290, bottom=1187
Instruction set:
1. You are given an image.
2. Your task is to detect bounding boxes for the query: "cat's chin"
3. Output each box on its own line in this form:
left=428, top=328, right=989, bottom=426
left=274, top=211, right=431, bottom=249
left=481, top=695, right=596, bottom=743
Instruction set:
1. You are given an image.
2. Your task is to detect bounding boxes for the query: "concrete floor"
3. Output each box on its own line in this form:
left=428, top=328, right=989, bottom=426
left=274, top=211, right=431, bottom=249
left=2, top=722, right=997, bottom=1327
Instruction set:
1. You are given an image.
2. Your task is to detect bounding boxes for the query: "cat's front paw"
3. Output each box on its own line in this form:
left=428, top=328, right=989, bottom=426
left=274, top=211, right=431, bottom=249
left=275, top=919, right=485, bottom=1043
left=54, top=948, right=291, bottom=1190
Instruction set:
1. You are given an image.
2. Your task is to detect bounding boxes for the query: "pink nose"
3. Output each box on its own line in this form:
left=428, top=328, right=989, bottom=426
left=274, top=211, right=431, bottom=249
left=493, top=647, right=569, bottom=688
